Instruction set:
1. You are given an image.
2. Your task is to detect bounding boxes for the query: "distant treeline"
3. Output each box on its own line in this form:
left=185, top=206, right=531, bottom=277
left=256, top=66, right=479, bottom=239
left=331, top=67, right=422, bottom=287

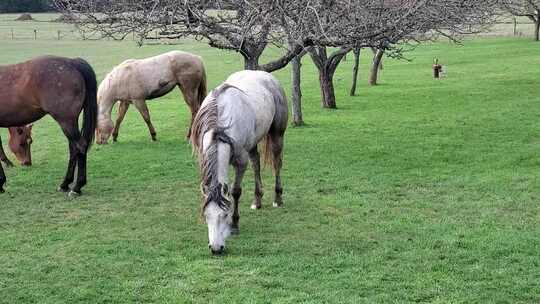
left=0, top=0, right=54, bottom=13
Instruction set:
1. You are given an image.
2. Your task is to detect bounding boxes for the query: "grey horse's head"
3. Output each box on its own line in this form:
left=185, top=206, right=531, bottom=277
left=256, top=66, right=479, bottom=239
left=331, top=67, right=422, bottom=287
left=202, top=183, right=233, bottom=255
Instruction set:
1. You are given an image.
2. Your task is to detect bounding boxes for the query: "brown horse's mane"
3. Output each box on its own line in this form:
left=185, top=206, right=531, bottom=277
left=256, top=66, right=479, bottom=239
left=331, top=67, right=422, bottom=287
left=190, top=83, right=243, bottom=213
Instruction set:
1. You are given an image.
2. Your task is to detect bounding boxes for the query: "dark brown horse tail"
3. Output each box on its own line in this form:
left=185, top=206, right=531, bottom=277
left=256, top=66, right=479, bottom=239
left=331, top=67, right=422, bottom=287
left=71, top=58, right=98, bottom=151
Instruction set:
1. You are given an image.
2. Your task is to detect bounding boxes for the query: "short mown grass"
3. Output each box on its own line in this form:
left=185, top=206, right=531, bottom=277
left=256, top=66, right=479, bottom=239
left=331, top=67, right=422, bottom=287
left=0, top=16, right=539, bottom=303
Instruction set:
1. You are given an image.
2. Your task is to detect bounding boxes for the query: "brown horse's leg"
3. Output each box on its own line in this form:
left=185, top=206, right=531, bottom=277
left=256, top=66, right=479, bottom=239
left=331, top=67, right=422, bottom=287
left=57, top=120, right=80, bottom=193
left=59, top=140, right=78, bottom=193
left=71, top=141, right=88, bottom=195
left=58, top=119, right=89, bottom=196
left=249, top=147, right=264, bottom=210
left=0, top=135, right=13, bottom=167
left=270, top=134, right=285, bottom=207
left=112, top=101, right=130, bottom=142
left=232, top=155, right=248, bottom=234
left=133, top=100, right=157, bottom=141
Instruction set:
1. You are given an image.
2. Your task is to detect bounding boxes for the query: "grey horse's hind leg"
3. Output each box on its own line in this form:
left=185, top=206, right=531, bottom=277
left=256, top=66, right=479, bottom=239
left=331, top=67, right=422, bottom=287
left=270, top=134, right=285, bottom=207
left=249, top=147, right=264, bottom=210
left=0, top=135, right=13, bottom=167
left=112, top=101, right=130, bottom=142
left=232, top=155, right=248, bottom=234
left=133, top=100, right=157, bottom=141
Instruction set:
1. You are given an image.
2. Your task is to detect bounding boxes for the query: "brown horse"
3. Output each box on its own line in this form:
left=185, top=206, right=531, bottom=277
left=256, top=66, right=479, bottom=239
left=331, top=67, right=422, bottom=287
left=0, top=56, right=97, bottom=195
left=0, top=126, right=33, bottom=167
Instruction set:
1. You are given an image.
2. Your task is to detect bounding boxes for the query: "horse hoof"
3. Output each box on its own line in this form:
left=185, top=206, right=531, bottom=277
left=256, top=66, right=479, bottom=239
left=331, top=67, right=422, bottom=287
left=273, top=202, right=283, bottom=208
left=58, top=186, right=69, bottom=193
left=250, top=204, right=261, bottom=210
left=68, top=190, right=81, bottom=198
left=231, top=227, right=240, bottom=235
left=0, top=188, right=4, bottom=193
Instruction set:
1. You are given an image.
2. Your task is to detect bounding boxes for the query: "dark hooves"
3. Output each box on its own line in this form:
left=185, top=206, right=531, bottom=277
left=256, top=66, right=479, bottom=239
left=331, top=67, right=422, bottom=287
left=0, top=188, right=5, bottom=193
left=231, top=227, right=240, bottom=235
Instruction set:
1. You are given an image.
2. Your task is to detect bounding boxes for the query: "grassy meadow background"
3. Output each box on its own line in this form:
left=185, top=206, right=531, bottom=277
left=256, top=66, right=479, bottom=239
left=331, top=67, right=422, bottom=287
left=1, top=13, right=539, bottom=303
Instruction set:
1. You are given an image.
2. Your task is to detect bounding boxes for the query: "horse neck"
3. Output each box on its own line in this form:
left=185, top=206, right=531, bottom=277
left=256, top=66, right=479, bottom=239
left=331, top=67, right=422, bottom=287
left=202, top=138, right=232, bottom=188
left=97, top=92, right=115, bottom=122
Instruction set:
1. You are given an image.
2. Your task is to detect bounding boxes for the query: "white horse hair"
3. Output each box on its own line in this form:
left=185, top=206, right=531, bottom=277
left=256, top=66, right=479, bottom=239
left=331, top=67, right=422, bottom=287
left=191, top=70, right=288, bottom=255
left=96, top=51, right=207, bottom=144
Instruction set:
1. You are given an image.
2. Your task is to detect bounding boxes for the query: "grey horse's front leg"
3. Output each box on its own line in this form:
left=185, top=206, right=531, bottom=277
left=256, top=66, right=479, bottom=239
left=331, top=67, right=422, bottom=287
left=231, top=154, right=248, bottom=235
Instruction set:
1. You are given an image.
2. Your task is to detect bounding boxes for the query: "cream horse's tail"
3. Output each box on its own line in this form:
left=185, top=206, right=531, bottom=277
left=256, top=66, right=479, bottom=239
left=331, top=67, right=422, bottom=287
left=197, top=64, right=208, bottom=107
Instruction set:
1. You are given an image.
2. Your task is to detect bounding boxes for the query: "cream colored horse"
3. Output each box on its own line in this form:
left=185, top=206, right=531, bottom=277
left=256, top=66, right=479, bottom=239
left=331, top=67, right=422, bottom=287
left=96, top=51, right=207, bottom=144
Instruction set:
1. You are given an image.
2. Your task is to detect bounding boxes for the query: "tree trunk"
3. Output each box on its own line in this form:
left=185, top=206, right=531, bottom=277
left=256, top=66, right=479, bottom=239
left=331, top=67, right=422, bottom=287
left=309, top=46, right=350, bottom=109
left=350, top=47, right=361, bottom=96
left=319, top=69, right=336, bottom=109
left=244, top=56, right=259, bottom=70
left=535, top=19, right=540, bottom=41
left=291, top=54, right=304, bottom=126
left=369, top=48, right=384, bottom=86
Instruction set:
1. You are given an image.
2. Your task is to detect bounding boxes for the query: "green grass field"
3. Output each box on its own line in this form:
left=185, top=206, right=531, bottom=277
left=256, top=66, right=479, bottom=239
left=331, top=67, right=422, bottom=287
left=1, top=15, right=540, bottom=303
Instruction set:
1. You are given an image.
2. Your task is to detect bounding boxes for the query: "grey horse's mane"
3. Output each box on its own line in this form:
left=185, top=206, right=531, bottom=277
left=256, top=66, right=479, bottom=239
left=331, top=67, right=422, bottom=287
left=190, top=83, right=244, bottom=212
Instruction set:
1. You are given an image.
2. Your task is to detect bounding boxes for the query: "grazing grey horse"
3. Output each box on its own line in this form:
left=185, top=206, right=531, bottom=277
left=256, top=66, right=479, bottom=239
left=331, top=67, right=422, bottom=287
left=191, top=70, right=288, bottom=255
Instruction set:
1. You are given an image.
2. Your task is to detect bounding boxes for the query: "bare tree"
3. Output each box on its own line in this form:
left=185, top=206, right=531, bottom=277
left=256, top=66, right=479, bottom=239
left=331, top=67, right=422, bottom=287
left=349, top=46, right=361, bottom=96
left=302, top=0, right=500, bottom=108
left=368, top=44, right=387, bottom=86
left=309, top=46, right=351, bottom=108
left=501, top=0, right=540, bottom=40
left=54, top=0, right=311, bottom=71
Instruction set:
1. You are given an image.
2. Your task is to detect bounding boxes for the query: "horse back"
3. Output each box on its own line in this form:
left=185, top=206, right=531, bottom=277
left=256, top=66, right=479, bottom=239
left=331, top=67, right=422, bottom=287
left=0, top=56, right=86, bottom=127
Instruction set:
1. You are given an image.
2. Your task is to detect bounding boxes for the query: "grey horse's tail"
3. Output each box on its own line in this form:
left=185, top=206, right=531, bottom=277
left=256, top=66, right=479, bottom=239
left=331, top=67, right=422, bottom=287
left=262, top=84, right=288, bottom=170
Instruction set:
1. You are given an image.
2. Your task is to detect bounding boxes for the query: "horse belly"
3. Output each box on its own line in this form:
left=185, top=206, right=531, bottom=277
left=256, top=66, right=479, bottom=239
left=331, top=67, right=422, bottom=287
left=252, top=94, right=276, bottom=136
left=0, top=106, right=45, bottom=127
left=147, top=82, right=176, bottom=100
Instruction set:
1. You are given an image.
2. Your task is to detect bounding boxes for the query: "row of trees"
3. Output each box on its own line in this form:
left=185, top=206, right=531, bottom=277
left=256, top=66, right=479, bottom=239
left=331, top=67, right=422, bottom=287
left=502, top=0, right=540, bottom=41
left=0, top=0, right=52, bottom=13
left=55, top=0, right=502, bottom=125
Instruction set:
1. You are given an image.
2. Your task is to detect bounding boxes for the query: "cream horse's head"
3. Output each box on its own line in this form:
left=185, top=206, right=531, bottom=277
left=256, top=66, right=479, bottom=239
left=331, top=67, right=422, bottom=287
left=95, top=84, right=114, bottom=145
left=95, top=117, right=113, bottom=145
